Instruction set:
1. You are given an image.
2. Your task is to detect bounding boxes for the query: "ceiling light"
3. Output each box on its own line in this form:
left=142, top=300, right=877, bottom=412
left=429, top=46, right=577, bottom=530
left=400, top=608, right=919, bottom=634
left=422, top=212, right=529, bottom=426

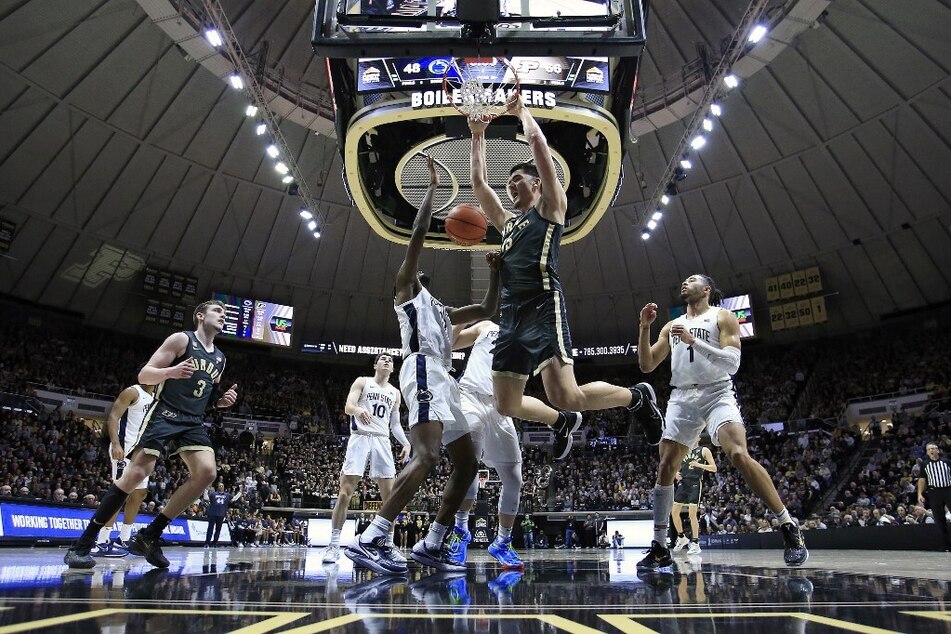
left=282, top=175, right=294, bottom=184
left=266, top=145, right=279, bottom=158
left=710, top=103, right=722, bottom=117
left=274, top=162, right=289, bottom=175
left=255, top=123, right=267, bottom=136
left=690, top=135, right=706, bottom=150
left=748, top=25, right=768, bottom=44
left=229, top=74, right=244, bottom=90
left=641, top=230, right=650, bottom=241
left=299, top=210, right=313, bottom=220
left=652, top=211, right=663, bottom=221
left=204, top=29, right=223, bottom=48
left=647, top=220, right=657, bottom=230
left=702, top=118, right=713, bottom=132
left=660, top=195, right=670, bottom=205
left=724, top=74, right=739, bottom=89
left=245, top=105, right=258, bottom=117
left=312, top=230, right=321, bottom=239
left=680, top=158, right=692, bottom=170
left=307, top=220, right=317, bottom=231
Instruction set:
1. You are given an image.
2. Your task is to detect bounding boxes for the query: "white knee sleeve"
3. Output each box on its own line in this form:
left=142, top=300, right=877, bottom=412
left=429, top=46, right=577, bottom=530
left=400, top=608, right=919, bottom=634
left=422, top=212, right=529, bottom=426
left=495, top=462, right=523, bottom=516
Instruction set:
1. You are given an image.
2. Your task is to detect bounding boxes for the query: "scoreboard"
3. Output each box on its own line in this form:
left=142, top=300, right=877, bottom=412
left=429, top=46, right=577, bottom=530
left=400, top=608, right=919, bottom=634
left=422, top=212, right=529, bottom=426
left=357, top=56, right=610, bottom=93
left=214, top=293, right=294, bottom=348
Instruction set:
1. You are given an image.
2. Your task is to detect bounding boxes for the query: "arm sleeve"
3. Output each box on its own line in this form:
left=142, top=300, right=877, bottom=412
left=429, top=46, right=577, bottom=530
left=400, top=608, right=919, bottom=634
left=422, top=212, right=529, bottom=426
left=390, top=408, right=409, bottom=446
left=689, top=338, right=741, bottom=375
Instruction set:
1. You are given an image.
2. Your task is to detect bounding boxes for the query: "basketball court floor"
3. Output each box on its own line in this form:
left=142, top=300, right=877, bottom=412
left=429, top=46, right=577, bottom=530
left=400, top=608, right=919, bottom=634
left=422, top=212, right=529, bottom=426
left=0, top=547, right=948, bottom=632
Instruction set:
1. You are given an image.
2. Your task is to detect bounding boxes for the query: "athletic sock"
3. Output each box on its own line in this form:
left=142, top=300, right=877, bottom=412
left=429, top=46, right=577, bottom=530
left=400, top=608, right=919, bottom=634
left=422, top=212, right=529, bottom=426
left=98, top=526, right=113, bottom=544
left=497, top=525, right=513, bottom=541
left=653, top=484, right=675, bottom=546
left=141, top=513, right=171, bottom=538
left=75, top=484, right=130, bottom=548
left=361, top=516, right=392, bottom=543
left=330, top=529, right=341, bottom=547
left=424, top=521, right=450, bottom=549
left=677, top=532, right=685, bottom=538
left=774, top=507, right=792, bottom=526
left=119, top=523, right=134, bottom=542
left=388, top=528, right=396, bottom=546
left=454, top=510, right=469, bottom=530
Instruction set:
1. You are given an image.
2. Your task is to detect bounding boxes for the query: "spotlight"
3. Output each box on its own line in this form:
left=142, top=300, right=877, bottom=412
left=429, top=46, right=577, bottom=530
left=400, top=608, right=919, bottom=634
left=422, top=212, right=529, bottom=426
left=275, top=162, right=289, bottom=175
left=204, top=29, right=223, bottom=48
left=312, top=230, right=321, bottom=239
left=661, top=195, right=670, bottom=205
left=724, top=74, right=739, bottom=89
left=702, top=118, right=713, bottom=132
left=299, top=209, right=313, bottom=220
left=266, top=145, right=279, bottom=158
left=641, top=230, right=650, bottom=240
left=647, top=219, right=657, bottom=230
left=255, top=122, right=267, bottom=136
left=690, top=135, right=706, bottom=150
left=307, top=220, right=317, bottom=231
left=245, top=105, right=258, bottom=117
left=710, top=103, right=722, bottom=117
left=652, top=211, right=663, bottom=221
left=281, top=175, right=294, bottom=184
left=680, top=158, right=692, bottom=170
left=229, top=74, right=244, bottom=90
left=748, top=24, right=768, bottom=43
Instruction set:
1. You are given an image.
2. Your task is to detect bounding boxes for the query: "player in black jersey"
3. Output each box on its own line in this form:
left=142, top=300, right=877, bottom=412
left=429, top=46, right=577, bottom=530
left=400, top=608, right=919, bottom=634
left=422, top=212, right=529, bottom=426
left=671, top=445, right=716, bottom=554
left=469, top=96, right=663, bottom=460
left=65, top=300, right=238, bottom=569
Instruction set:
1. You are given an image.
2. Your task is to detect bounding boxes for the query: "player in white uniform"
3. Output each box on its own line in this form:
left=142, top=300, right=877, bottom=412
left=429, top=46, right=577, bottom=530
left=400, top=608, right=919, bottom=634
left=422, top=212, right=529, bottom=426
left=323, top=353, right=409, bottom=564
left=446, top=320, right=525, bottom=568
left=93, top=383, right=155, bottom=557
left=636, top=274, right=808, bottom=570
left=345, top=155, right=501, bottom=575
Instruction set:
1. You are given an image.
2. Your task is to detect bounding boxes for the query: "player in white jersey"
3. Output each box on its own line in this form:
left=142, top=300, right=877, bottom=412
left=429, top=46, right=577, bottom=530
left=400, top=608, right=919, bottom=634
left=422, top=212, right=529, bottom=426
left=446, top=320, right=525, bottom=568
left=323, top=353, right=409, bottom=564
left=345, top=155, right=501, bottom=575
left=93, top=383, right=156, bottom=557
left=636, top=274, right=808, bottom=570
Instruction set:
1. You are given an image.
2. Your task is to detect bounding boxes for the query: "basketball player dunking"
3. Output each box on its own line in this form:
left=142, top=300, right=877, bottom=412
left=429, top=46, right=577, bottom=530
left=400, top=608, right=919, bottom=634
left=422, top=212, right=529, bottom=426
left=447, top=319, right=525, bottom=569
left=344, top=155, right=502, bottom=575
left=636, top=274, right=808, bottom=570
left=323, top=353, right=409, bottom=564
left=671, top=444, right=716, bottom=554
left=468, top=97, right=663, bottom=460
left=65, top=300, right=238, bottom=569
left=92, top=381, right=156, bottom=557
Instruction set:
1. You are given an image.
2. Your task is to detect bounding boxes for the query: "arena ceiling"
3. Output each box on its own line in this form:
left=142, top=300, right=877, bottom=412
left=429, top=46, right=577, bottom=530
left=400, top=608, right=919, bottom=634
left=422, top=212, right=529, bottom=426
left=0, top=0, right=948, bottom=352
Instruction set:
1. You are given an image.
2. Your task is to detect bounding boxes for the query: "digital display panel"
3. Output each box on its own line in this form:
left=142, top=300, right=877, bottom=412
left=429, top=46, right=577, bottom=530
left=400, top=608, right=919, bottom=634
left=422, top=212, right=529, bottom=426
left=214, top=293, right=293, bottom=347
left=354, top=0, right=614, bottom=31
left=357, top=56, right=609, bottom=93
left=669, top=294, right=755, bottom=339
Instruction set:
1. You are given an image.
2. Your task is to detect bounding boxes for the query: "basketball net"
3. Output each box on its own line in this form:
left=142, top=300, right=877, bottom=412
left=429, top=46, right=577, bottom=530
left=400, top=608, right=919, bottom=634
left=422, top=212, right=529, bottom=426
left=442, top=57, right=521, bottom=122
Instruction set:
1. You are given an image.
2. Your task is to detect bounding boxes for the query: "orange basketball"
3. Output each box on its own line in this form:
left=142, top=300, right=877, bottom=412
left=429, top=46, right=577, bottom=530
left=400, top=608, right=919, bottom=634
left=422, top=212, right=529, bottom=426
left=444, top=203, right=488, bottom=246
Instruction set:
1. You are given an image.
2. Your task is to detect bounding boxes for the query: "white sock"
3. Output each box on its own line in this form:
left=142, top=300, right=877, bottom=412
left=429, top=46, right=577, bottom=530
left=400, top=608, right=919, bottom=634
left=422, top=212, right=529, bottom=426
left=424, top=522, right=449, bottom=549
left=361, top=516, right=392, bottom=543
left=330, top=529, right=341, bottom=546
left=653, top=484, right=675, bottom=545
left=98, top=526, right=113, bottom=544
left=774, top=507, right=792, bottom=525
left=119, top=523, right=133, bottom=542
left=388, top=528, right=396, bottom=546
left=454, top=510, right=469, bottom=530
left=497, top=525, right=512, bottom=541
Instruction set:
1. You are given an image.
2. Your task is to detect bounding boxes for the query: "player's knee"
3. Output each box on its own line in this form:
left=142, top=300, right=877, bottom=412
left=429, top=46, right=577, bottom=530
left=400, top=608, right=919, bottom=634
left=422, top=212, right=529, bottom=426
left=548, top=386, right=584, bottom=412
left=415, top=446, right=440, bottom=469
left=193, top=463, right=217, bottom=486
left=495, top=397, right=519, bottom=419
left=725, top=446, right=750, bottom=468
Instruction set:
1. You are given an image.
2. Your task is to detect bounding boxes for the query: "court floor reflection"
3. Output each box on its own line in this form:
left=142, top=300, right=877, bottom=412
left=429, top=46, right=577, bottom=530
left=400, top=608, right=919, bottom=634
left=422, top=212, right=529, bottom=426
left=0, top=547, right=949, bottom=632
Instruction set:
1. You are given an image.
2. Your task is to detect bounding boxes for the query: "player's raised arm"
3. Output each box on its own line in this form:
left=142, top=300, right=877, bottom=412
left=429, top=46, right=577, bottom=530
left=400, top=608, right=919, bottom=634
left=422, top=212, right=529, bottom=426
left=395, top=154, right=438, bottom=305
left=469, top=118, right=513, bottom=232
left=448, top=252, right=500, bottom=325
left=512, top=95, right=567, bottom=221
left=452, top=320, right=491, bottom=351
left=637, top=303, right=672, bottom=373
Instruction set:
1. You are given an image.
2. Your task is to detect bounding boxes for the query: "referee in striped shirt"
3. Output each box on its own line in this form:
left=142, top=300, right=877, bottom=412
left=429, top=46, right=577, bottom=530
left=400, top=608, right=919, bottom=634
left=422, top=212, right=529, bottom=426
left=917, top=442, right=951, bottom=552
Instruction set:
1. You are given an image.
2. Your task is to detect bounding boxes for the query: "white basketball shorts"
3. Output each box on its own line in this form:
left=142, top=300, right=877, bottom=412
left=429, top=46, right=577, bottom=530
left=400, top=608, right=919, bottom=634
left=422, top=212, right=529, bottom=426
left=460, top=389, right=522, bottom=467
left=399, top=353, right=469, bottom=445
left=663, top=381, right=744, bottom=448
left=341, top=434, right=396, bottom=479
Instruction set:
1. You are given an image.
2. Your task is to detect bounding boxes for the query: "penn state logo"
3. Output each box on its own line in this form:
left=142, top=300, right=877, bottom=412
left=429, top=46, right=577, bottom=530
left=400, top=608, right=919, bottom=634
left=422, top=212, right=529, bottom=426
left=417, top=389, right=433, bottom=403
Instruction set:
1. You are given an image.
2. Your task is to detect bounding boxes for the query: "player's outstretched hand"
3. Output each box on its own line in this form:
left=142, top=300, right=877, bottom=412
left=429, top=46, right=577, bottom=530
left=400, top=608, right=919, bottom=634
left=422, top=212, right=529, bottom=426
left=485, top=250, right=501, bottom=272
left=468, top=117, right=489, bottom=135
left=424, top=153, right=439, bottom=187
left=507, top=92, right=525, bottom=117
left=217, top=384, right=238, bottom=409
left=166, top=359, right=195, bottom=380
left=399, top=444, right=411, bottom=463
left=639, top=303, right=658, bottom=327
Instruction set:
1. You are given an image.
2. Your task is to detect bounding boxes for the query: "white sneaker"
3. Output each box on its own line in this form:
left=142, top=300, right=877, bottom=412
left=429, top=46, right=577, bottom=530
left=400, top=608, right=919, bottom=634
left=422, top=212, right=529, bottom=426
left=386, top=541, right=407, bottom=565
left=673, top=535, right=689, bottom=551
left=687, top=541, right=701, bottom=555
left=322, top=544, right=340, bottom=563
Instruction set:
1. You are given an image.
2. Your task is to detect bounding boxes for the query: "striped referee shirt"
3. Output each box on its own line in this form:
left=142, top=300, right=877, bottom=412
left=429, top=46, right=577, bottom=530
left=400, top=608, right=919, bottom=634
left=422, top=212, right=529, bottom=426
left=924, top=458, right=951, bottom=489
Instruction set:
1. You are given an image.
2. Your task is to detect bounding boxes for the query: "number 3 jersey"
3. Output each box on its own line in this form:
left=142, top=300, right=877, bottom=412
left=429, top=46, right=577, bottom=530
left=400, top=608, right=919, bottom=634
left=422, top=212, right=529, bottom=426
left=156, top=330, right=226, bottom=418
left=669, top=307, right=731, bottom=387
left=352, top=379, right=400, bottom=437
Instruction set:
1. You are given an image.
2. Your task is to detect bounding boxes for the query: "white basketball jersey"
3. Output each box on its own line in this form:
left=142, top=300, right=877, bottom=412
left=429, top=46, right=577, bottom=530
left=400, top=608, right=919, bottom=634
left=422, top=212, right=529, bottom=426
left=669, top=307, right=732, bottom=387
left=459, top=323, right=498, bottom=397
left=396, top=286, right=453, bottom=369
left=352, top=379, right=400, bottom=436
left=120, top=385, right=154, bottom=451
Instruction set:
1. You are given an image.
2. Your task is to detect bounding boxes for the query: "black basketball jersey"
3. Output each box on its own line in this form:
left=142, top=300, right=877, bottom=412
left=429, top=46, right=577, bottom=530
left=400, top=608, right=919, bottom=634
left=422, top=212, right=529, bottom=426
left=156, top=331, right=225, bottom=417
left=679, top=447, right=705, bottom=483
left=498, top=207, right=563, bottom=299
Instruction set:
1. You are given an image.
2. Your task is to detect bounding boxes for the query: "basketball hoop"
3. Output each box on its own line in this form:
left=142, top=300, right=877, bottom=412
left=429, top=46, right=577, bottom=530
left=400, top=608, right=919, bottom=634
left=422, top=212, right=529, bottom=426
left=442, top=57, right=521, bottom=122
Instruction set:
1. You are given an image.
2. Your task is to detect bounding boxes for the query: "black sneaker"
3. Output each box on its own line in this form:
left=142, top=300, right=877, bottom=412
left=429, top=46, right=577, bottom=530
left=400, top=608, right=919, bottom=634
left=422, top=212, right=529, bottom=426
left=552, top=412, right=582, bottom=461
left=780, top=520, right=809, bottom=566
left=64, top=543, right=96, bottom=569
left=128, top=532, right=170, bottom=568
left=628, top=383, right=663, bottom=445
left=636, top=540, right=673, bottom=571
